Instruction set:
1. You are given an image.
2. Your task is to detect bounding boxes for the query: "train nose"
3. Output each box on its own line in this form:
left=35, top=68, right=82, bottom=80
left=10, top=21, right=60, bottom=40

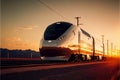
left=40, top=47, right=72, bottom=61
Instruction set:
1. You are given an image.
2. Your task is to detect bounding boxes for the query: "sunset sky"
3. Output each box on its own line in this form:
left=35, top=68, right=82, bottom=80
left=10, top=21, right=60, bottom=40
left=1, top=0, right=120, bottom=52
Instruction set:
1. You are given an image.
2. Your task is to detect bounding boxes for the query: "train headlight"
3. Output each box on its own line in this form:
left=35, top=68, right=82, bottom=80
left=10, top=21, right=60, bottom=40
left=48, top=40, right=52, bottom=43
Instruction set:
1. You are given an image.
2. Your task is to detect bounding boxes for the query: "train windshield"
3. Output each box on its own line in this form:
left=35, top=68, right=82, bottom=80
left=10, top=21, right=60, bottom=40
left=44, top=22, right=72, bottom=40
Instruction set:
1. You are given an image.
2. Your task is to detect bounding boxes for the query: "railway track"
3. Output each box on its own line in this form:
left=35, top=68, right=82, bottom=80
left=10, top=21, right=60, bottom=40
left=1, top=61, right=108, bottom=75
left=1, top=60, right=106, bottom=69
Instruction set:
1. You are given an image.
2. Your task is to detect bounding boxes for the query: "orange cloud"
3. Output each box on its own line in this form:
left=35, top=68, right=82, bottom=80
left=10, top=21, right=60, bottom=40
left=15, top=25, right=39, bottom=32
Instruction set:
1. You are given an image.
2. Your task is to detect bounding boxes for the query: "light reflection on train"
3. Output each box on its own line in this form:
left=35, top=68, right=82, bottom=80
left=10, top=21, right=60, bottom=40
left=39, top=22, right=105, bottom=61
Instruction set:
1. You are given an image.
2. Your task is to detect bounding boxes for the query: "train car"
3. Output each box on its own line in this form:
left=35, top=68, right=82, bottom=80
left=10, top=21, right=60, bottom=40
left=39, top=21, right=104, bottom=61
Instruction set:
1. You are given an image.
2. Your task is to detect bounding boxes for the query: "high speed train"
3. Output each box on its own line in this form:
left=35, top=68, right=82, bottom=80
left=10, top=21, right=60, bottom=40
left=39, top=21, right=105, bottom=61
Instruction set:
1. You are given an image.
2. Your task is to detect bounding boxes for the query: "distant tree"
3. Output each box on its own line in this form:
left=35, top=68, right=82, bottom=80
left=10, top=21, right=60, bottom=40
left=0, top=48, right=40, bottom=58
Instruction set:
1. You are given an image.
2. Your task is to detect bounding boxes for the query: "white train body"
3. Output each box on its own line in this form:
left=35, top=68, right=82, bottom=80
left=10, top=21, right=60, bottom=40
left=39, top=22, right=103, bottom=61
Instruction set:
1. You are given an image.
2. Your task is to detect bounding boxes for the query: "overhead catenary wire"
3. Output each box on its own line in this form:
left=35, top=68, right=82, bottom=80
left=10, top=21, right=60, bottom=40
left=38, top=0, right=69, bottom=21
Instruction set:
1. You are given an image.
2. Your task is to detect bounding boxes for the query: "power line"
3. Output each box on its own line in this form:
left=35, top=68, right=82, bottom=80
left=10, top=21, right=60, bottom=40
left=38, top=0, right=69, bottom=20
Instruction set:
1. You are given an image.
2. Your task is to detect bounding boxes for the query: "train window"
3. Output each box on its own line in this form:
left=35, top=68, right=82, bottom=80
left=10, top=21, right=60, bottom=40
left=44, top=22, right=72, bottom=40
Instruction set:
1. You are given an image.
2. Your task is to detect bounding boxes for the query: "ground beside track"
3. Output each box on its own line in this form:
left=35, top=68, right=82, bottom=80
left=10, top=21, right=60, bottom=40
left=1, top=58, right=120, bottom=80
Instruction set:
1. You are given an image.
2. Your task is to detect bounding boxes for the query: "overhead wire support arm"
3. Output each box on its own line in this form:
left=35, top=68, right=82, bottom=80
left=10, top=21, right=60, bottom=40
left=75, top=17, right=81, bottom=26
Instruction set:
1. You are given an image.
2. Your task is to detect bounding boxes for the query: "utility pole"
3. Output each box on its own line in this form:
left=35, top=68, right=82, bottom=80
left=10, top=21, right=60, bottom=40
left=31, top=52, right=32, bottom=58
left=102, top=35, right=105, bottom=58
left=7, top=51, right=9, bottom=59
left=111, top=42, right=113, bottom=57
left=75, top=17, right=81, bottom=61
left=92, top=37, right=95, bottom=61
left=114, top=45, right=116, bottom=56
left=107, top=40, right=109, bottom=56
